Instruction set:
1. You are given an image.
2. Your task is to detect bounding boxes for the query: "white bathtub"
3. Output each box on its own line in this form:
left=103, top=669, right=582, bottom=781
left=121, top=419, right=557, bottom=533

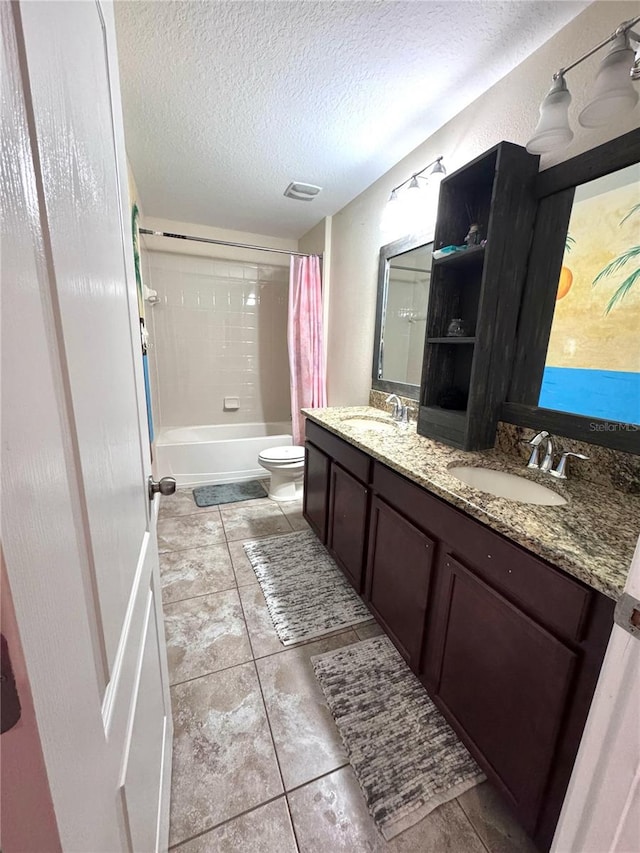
left=154, top=421, right=293, bottom=487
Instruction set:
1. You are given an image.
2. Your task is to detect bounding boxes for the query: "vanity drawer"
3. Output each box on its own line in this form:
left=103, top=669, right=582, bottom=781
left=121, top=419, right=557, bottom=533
left=372, top=461, right=592, bottom=642
left=305, top=420, right=371, bottom=483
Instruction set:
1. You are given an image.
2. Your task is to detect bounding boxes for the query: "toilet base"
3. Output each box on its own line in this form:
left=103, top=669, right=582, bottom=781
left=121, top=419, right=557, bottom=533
left=267, top=470, right=304, bottom=502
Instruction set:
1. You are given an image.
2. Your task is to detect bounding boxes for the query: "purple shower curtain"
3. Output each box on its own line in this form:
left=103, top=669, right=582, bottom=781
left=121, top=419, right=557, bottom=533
left=288, top=255, right=326, bottom=445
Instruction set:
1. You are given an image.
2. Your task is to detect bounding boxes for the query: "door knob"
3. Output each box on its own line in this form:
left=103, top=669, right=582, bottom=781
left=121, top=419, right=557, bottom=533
left=148, top=475, right=177, bottom=501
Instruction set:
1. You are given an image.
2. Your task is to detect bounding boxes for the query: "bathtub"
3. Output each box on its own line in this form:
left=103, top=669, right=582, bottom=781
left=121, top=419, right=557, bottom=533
left=154, top=422, right=293, bottom=487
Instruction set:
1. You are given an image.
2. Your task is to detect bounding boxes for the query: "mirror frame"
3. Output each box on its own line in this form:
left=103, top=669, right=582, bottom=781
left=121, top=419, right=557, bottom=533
left=372, top=229, right=434, bottom=400
left=503, top=127, right=640, bottom=454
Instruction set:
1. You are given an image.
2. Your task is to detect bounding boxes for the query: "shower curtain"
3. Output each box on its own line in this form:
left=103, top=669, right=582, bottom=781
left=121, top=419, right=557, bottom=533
left=288, top=255, right=326, bottom=445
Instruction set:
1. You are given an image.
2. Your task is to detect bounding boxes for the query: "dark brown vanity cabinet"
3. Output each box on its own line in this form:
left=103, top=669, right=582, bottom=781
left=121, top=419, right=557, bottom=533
left=328, top=463, right=369, bottom=592
left=365, top=497, right=434, bottom=669
left=426, top=553, right=577, bottom=835
left=302, top=420, right=615, bottom=851
left=303, top=420, right=371, bottom=593
left=303, top=441, right=330, bottom=542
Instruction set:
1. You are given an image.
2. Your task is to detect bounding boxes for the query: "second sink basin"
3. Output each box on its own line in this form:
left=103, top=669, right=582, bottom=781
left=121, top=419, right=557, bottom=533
left=342, top=416, right=398, bottom=434
left=449, top=466, right=567, bottom=506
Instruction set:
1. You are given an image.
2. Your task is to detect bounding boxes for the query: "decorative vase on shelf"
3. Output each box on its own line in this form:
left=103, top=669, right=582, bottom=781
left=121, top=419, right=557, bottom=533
left=464, top=223, right=481, bottom=246
left=446, top=318, right=466, bottom=337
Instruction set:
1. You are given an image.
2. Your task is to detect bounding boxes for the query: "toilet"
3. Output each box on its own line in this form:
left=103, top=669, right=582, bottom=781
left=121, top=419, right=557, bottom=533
left=258, top=445, right=305, bottom=502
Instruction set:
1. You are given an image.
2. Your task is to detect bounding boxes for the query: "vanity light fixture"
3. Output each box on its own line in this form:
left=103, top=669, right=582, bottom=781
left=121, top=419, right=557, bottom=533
left=381, top=156, right=446, bottom=235
left=527, top=15, right=640, bottom=155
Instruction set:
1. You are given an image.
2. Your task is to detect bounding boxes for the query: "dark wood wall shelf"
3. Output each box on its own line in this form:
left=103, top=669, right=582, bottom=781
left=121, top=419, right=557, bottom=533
left=426, top=337, right=476, bottom=345
left=432, top=244, right=485, bottom=269
left=418, top=141, right=539, bottom=451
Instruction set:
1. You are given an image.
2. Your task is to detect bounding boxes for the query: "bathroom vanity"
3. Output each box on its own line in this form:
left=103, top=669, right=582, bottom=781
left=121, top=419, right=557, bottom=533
left=302, top=407, right=639, bottom=851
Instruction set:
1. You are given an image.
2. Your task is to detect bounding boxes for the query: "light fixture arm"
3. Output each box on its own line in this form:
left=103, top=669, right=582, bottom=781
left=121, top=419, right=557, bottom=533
left=551, top=15, right=640, bottom=81
left=389, top=155, right=444, bottom=195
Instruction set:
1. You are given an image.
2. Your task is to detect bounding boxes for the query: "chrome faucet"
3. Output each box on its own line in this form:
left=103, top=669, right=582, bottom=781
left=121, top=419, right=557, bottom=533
left=524, top=431, right=590, bottom=479
left=525, top=430, right=555, bottom=472
left=385, top=394, right=403, bottom=421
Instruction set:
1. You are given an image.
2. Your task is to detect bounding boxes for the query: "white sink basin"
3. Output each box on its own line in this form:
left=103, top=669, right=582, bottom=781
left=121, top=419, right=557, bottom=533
left=342, top=416, right=397, bottom=434
left=449, top=466, right=567, bottom=506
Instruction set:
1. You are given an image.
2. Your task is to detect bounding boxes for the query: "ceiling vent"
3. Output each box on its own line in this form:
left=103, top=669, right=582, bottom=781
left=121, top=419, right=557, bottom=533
left=284, top=181, right=322, bottom=201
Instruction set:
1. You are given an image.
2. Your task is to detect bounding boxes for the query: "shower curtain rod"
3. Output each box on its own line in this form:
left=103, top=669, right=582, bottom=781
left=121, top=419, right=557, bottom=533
left=139, top=227, right=314, bottom=258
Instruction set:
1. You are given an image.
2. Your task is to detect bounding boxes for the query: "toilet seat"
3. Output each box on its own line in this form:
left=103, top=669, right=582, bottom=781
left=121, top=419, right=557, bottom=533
left=258, top=445, right=305, bottom=465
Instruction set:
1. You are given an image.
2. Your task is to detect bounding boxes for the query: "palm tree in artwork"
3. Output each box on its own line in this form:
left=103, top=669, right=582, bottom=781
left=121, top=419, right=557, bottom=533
left=592, top=204, right=640, bottom=314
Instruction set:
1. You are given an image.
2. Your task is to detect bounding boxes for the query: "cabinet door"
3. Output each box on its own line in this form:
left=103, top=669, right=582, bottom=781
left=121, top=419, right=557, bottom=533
left=303, top=442, right=330, bottom=543
left=366, top=497, right=434, bottom=670
left=428, top=554, right=577, bottom=833
left=328, top=463, right=369, bottom=592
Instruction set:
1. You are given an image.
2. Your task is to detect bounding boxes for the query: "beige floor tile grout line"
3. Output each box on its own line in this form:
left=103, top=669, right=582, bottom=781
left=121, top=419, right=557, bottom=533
left=167, top=792, right=292, bottom=851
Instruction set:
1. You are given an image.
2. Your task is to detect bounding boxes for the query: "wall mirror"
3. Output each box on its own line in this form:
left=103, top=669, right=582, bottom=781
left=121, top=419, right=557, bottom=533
left=504, top=128, right=640, bottom=453
left=372, top=231, right=434, bottom=399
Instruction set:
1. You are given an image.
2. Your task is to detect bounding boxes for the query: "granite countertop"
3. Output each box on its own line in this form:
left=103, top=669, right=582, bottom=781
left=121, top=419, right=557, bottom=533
left=302, top=406, right=640, bottom=600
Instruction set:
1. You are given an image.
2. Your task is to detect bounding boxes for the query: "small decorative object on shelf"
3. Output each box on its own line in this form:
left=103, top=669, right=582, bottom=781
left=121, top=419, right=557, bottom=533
left=446, top=318, right=466, bottom=337
left=433, top=244, right=465, bottom=259
left=464, top=222, right=482, bottom=246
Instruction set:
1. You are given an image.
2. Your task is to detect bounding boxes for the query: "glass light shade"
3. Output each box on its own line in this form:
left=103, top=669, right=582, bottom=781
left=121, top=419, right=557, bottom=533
left=401, top=177, right=425, bottom=228
left=526, top=75, right=573, bottom=155
left=429, top=160, right=447, bottom=184
left=381, top=190, right=400, bottom=234
left=578, top=34, right=639, bottom=128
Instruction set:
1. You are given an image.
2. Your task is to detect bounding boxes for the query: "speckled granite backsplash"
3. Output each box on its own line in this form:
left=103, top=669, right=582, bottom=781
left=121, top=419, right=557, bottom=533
left=369, top=389, right=640, bottom=494
left=369, top=389, right=418, bottom=415
left=495, top=423, right=640, bottom=494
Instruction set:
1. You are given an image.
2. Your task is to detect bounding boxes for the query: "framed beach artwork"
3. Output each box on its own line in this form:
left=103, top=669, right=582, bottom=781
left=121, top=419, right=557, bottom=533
left=539, top=162, right=640, bottom=425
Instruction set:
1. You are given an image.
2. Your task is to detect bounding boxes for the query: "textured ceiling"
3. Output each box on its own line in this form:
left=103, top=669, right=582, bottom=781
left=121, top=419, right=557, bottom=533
left=114, top=0, right=589, bottom=239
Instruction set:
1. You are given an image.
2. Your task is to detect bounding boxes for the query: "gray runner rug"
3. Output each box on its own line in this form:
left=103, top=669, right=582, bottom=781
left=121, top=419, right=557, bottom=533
left=243, top=530, right=372, bottom=644
left=312, top=635, right=485, bottom=840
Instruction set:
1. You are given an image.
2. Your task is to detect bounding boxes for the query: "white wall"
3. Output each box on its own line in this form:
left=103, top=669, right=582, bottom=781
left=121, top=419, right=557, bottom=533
left=319, top=1, right=640, bottom=405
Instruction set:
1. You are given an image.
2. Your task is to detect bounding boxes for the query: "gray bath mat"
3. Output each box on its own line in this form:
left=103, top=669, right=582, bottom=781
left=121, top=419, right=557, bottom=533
left=312, top=635, right=485, bottom=840
left=243, top=530, right=371, bottom=644
left=192, top=480, right=267, bottom=507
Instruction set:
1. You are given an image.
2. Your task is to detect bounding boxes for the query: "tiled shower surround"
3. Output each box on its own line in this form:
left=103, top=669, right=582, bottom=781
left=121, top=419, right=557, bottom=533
left=145, top=251, right=291, bottom=428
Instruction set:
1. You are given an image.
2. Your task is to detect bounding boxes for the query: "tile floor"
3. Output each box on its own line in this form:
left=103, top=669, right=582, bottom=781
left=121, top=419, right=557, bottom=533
left=158, top=487, right=538, bottom=852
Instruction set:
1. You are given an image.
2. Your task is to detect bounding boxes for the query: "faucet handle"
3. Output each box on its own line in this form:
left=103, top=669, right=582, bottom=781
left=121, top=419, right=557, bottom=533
left=550, top=451, right=589, bottom=479
left=520, top=435, right=544, bottom=468
left=400, top=405, right=415, bottom=425
left=527, top=430, right=550, bottom=446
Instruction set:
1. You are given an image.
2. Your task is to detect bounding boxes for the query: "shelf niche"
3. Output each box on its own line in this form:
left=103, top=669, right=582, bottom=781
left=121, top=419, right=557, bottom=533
left=418, top=141, right=539, bottom=451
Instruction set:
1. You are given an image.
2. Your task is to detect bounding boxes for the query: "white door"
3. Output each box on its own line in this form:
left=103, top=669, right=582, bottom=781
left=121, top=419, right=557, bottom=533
left=1, top=2, right=172, bottom=851
left=552, top=536, right=640, bottom=853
